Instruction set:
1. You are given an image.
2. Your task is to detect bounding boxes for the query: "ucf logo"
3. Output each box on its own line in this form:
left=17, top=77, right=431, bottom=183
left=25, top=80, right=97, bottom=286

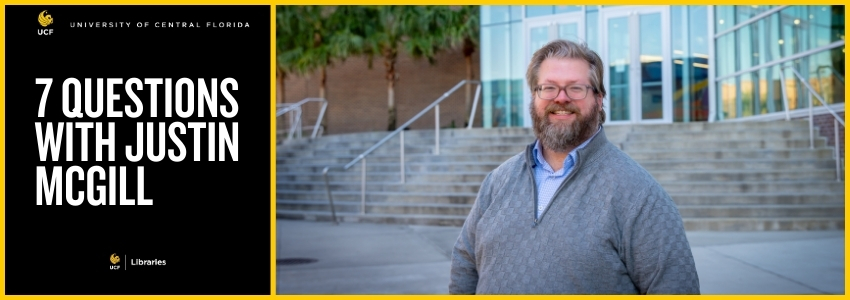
left=110, top=253, right=121, bottom=270
left=37, top=10, right=53, bottom=35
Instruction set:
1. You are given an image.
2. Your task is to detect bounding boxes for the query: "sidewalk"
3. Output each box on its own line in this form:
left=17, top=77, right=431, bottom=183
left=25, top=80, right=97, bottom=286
left=276, top=219, right=845, bottom=295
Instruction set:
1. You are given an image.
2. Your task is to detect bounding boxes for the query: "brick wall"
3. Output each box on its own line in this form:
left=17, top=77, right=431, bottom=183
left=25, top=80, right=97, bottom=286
left=279, top=48, right=482, bottom=135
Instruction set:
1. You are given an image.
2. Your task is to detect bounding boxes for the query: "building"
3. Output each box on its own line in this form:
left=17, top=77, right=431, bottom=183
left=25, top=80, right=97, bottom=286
left=280, top=5, right=843, bottom=154
left=479, top=5, right=844, bottom=155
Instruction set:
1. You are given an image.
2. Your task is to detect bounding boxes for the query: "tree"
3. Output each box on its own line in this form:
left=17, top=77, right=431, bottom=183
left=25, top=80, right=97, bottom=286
left=446, top=6, right=480, bottom=127
left=276, top=6, right=365, bottom=132
left=360, top=6, right=453, bottom=131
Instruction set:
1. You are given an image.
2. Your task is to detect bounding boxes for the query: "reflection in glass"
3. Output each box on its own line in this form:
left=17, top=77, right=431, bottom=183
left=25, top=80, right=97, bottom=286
left=640, top=13, right=663, bottom=120
left=608, top=16, right=630, bottom=121
left=673, top=6, right=710, bottom=122
left=767, top=65, right=784, bottom=113
left=811, top=49, right=846, bottom=106
left=719, top=78, right=737, bottom=119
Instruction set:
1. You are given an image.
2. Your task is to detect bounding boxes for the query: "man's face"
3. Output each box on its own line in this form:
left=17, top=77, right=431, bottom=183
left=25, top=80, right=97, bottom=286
left=531, top=57, right=602, bottom=153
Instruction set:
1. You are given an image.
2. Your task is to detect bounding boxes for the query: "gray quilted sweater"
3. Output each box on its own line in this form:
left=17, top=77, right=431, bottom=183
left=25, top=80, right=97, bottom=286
left=449, top=127, right=700, bottom=294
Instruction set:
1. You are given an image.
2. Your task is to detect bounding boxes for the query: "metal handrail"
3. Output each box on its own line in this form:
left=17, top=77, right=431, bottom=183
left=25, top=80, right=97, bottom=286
left=780, top=65, right=844, bottom=181
left=276, top=98, right=328, bottom=141
left=321, top=80, right=482, bottom=224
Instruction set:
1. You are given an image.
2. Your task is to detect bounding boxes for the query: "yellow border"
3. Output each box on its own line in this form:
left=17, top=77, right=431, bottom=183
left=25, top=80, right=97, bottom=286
left=3, top=0, right=844, bottom=4
left=3, top=2, right=847, bottom=300
left=269, top=4, right=277, bottom=297
left=1, top=4, right=6, bottom=298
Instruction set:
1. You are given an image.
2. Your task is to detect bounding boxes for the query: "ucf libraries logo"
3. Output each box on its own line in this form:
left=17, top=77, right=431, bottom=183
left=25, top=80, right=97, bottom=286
left=37, top=10, right=54, bottom=36
left=110, top=253, right=121, bottom=270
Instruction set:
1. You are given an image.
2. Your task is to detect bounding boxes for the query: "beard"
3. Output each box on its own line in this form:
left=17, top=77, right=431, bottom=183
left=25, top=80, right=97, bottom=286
left=531, top=101, right=601, bottom=153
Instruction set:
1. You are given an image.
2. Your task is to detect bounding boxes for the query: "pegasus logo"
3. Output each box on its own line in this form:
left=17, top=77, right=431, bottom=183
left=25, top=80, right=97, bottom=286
left=110, top=253, right=120, bottom=264
left=38, top=10, right=53, bottom=27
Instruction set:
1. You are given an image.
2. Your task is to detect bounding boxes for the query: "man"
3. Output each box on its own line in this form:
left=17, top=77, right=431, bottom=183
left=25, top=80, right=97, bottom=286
left=448, top=39, right=700, bottom=295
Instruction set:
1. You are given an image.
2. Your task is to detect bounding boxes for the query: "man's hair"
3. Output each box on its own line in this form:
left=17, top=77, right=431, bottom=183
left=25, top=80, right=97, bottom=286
left=526, top=39, right=607, bottom=101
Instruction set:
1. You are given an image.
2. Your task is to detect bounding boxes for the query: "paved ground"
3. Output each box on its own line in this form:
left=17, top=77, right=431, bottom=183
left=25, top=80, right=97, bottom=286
left=276, top=219, right=845, bottom=295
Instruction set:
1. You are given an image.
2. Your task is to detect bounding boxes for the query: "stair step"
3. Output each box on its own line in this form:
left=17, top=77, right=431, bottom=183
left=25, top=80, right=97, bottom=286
left=669, top=192, right=844, bottom=205
left=276, top=120, right=845, bottom=231
left=682, top=217, right=844, bottom=231
left=277, top=181, right=482, bottom=193
left=621, top=138, right=827, bottom=150
left=276, top=210, right=467, bottom=226
left=278, top=190, right=477, bottom=204
left=650, top=169, right=838, bottom=181
left=661, top=181, right=844, bottom=193
left=676, top=204, right=844, bottom=218
left=627, top=148, right=837, bottom=160
left=626, top=129, right=818, bottom=142
left=277, top=200, right=472, bottom=215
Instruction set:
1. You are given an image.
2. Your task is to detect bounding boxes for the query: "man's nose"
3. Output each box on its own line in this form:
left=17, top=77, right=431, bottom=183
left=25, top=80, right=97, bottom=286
left=553, top=89, right=570, bottom=104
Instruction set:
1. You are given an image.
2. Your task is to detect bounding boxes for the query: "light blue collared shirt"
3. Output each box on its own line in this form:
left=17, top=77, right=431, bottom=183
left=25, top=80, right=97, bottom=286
left=532, top=126, right=602, bottom=218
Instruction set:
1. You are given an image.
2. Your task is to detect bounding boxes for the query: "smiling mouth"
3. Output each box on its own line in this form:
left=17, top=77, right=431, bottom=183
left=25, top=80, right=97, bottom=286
left=551, top=110, right=574, bottom=115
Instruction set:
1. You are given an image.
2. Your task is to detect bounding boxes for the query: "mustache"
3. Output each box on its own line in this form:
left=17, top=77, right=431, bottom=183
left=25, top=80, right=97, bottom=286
left=544, top=103, right=580, bottom=114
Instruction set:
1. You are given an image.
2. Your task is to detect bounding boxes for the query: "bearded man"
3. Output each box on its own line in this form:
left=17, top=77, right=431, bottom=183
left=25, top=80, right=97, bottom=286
left=448, top=39, right=700, bottom=295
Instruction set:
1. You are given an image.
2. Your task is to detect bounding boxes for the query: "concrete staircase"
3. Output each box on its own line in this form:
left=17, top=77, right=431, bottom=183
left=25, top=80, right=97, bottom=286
left=277, top=120, right=845, bottom=231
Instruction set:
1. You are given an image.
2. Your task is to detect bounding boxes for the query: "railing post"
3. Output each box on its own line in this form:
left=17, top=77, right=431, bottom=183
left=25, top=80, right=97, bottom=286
left=435, top=104, right=440, bottom=155
left=322, top=167, right=338, bottom=225
left=468, top=83, right=482, bottom=129
left=400, top=130, right=405, bottom=184
left=835, top=118, right=842, bottom=182
left=312, top=100, right=328, bottom=139
left=361, top=158, right=366, bottom=215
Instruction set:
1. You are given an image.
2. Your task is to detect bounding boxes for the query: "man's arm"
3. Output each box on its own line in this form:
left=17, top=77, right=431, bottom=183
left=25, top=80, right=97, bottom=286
left=448, top=172, right=494, bottom=294
left=622, top=184, right=701, bottom=295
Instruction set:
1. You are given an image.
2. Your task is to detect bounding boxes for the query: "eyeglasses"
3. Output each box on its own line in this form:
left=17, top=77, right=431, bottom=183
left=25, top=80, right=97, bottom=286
left=535, top=84, right=593, bottom=100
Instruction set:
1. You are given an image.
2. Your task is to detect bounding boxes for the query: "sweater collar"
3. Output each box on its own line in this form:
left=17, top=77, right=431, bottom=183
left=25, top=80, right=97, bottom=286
left=526, top=125, right=609, bottom=169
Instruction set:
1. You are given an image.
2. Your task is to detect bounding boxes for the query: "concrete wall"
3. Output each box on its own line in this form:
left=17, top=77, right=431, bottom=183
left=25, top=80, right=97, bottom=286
left=279, top=47, right=482, bottom=135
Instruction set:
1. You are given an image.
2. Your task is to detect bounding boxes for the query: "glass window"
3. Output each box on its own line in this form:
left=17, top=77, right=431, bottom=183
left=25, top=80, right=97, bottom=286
left=511, top=6, right=523, bottom=21
left=809, top=49, right=845, bottom=106
left=481, top=6, right=510, bottom=25
left=737, top=5, right=773, bottom=23
left=555, top=5, right=581, bottom=14
left=737, top=23, right=754, bottom=72
left=481, top=24, right=510, bottom=127
left=608, top=16, right=630, bottom=121
left=715, top=6, right=735, bottom=33
left=719, top=77, right=737, bottom=120
left=778, top=6, right=811, bottom=58
left=740, top=73, right=754, bottom=117
left=716, top=33, right=735, bottom=78
left=558, top=23, right=579, bottom=42
left=766, top=64, right=784, bottom=114
left=586, top=11, right=599, bottom=53
left=526, top=6, right=553, bottom=18
left=673, top=6, right=710, bottom=122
